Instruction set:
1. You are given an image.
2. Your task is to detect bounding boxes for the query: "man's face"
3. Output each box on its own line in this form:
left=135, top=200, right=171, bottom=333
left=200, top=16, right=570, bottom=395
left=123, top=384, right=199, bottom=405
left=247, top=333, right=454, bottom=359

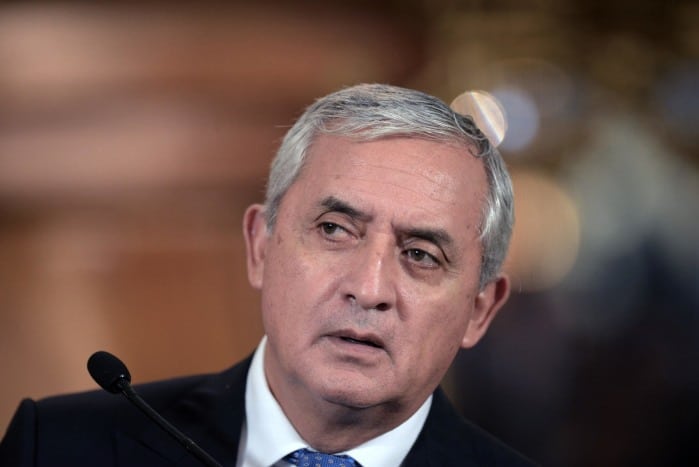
left=244, top=134, right=509, bottom=416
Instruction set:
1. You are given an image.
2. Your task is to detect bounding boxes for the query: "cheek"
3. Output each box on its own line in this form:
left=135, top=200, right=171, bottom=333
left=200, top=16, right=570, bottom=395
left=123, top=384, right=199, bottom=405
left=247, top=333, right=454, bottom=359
left=402, top=289, right=474, bottom=360
left=259, top=237, right=301, bottom=331
left=260, top=233, right=335, bottom=332
left=413, top=310, right=469, bottom=382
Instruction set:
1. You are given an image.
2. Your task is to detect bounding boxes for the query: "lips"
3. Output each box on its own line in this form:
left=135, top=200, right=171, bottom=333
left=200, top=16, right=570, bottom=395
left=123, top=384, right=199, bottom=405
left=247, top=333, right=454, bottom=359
left=331, top=330, right=384, bottom=349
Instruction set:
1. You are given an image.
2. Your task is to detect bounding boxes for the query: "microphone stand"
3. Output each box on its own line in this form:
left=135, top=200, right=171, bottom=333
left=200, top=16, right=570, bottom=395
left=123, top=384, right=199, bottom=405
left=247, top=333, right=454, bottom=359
left=114, top=377, right=223, bottom=467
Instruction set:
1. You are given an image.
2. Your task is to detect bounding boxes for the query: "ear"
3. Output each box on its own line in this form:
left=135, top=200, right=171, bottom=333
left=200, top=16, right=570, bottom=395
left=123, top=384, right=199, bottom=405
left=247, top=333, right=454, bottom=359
left=461, top=274, right=511, bottom=349
left=243, top=204, right=269, bottom=290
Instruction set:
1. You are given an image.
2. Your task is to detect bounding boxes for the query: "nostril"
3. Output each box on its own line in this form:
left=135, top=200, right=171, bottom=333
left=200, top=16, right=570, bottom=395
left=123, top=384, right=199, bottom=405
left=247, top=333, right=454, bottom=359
left=347, top=295, right=389, bottom=312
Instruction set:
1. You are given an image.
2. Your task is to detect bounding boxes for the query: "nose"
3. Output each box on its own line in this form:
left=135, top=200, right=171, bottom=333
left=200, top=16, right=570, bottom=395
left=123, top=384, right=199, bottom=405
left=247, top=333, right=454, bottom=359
left=342, top=235, right=396, bottom=312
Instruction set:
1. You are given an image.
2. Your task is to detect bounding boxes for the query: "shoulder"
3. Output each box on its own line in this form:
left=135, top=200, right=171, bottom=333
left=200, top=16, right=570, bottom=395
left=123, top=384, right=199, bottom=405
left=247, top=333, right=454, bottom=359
left=40, top=371, right=209, bottom=416
left=2, top=373, right=212, bottom=466
left=405, top=389, right=539, bottom=467
left=0, top=357, right=252, bottom=466
left=34, top=355, right=252, bottom=427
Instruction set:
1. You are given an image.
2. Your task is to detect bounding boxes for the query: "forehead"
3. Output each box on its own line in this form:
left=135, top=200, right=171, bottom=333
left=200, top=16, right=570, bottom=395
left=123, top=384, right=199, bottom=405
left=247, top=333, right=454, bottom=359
left=288, top=134, right=488, bottom=236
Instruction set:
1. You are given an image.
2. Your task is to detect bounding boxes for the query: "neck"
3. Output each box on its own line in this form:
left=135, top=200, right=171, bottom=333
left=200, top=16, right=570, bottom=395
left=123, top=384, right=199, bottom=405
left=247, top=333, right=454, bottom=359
left=279, top=389, right=408, bottom=453
left=265, top=368, right=423, bottom=453
left=261, top=341, right=430, bottom=453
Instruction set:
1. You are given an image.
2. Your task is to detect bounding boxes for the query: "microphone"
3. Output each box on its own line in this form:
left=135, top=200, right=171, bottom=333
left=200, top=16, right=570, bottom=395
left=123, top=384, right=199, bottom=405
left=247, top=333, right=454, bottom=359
left=87, top=351, right=223, bottom=467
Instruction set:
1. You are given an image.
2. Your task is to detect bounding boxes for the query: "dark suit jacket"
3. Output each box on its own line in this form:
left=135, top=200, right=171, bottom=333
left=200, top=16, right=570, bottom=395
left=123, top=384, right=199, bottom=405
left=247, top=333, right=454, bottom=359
left=0, top=356, right=537, bottom=466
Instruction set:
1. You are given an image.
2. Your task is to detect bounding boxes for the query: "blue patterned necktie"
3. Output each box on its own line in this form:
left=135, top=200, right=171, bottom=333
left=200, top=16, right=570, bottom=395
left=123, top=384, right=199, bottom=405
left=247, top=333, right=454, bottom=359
left=284, top=448, right=360, bottom=467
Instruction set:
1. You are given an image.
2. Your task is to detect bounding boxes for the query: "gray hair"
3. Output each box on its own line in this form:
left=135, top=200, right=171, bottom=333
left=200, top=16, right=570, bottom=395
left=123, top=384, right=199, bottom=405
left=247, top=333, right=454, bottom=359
left=264, top=83, right=514, bottom=288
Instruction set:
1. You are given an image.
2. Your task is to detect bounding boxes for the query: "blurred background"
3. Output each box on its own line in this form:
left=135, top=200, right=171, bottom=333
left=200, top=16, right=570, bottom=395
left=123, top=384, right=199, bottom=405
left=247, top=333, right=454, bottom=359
left=0, top=0, right=697, bottom=465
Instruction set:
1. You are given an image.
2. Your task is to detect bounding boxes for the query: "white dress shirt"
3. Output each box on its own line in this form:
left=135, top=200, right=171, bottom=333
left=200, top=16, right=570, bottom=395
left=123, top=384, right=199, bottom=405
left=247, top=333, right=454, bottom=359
left=236, top=336, right=432, bottom=467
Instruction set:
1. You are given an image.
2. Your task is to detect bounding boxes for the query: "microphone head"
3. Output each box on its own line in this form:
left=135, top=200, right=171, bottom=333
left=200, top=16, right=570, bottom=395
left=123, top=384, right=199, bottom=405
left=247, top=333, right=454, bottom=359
left=87, top=350, right=131, bottom=394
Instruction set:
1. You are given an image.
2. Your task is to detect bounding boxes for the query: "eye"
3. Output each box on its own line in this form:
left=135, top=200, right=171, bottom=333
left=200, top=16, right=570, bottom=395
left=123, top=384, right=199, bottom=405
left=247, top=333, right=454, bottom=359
left=317, top=222, right=353, bottom=242
left=320, top=222, right=342, bottom=235
left=404, top=248, right=441, bottom=268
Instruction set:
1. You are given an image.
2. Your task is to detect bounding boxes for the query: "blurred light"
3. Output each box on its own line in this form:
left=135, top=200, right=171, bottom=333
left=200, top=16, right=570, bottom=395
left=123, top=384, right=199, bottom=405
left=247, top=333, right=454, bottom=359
left=566, top=116, right=668, bottom=267
left=455, top=58, right=580, bottom=158
left=492, top=87, right=540, bottom=153
left=653, top=62, right=699, bottom=142
left=557, top=114, right=693, bottom=336
left=450, top=90, right=507, bottom=147
left=504, top=170, right=581, bottom=292
left=486, top=58, right=576, bottom=120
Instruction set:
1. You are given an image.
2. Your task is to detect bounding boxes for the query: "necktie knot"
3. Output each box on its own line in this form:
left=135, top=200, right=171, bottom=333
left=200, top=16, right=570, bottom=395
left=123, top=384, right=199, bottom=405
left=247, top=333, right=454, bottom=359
left=284, top=448, right=360, bottom=467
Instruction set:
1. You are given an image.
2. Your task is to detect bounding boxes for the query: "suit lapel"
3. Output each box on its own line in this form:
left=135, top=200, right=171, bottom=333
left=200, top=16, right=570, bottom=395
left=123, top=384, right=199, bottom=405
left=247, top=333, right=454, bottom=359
left=401, top=389, right=484, bottom=467
left=113, top=356, right=252, bottom=467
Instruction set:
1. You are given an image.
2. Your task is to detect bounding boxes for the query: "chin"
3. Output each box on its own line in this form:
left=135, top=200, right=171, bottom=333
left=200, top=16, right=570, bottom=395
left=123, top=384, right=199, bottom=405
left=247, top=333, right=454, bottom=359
left=316, top=382, right=386, bottom=410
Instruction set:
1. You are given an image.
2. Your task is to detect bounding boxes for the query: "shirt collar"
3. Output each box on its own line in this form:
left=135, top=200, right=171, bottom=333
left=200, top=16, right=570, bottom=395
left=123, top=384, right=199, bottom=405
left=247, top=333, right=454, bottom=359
left=241, top=336, right=432, bottom=467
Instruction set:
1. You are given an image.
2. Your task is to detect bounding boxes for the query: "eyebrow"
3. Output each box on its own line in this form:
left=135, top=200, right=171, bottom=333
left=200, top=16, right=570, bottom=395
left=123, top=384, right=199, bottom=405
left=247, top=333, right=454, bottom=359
left=319, top=196, right=372, bottom=222
left=401, top=227, right=454, bottom=263
left=403, top=227, right=454, bottom=249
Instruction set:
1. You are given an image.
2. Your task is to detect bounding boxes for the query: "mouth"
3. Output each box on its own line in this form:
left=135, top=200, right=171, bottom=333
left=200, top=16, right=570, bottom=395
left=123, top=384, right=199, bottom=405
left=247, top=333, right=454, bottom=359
left=331, top=330, right=384, bottom=349
left=340, top=336, right=382, bottom=348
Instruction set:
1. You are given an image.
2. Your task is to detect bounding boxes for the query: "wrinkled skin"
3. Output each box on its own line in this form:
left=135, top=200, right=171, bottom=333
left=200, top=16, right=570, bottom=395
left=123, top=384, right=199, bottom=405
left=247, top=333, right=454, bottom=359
left=243, top=135, right=510, bottom=451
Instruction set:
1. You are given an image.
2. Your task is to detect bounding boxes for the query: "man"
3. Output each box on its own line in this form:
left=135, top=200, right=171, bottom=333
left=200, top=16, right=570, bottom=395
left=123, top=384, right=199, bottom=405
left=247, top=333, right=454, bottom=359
left=0, top=84, right=536, bottom=466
